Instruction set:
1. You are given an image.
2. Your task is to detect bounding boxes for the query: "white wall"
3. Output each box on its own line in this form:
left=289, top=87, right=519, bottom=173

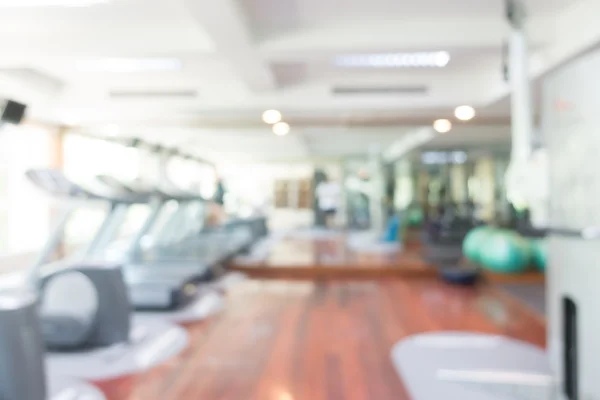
left=543, top=44, right=600, bottom=399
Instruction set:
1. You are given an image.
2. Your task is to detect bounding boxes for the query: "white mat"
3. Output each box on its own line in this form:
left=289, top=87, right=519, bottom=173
left=47, top=317, right=188, bottom=381
left=48, top=375, right=106, bottom=400
left=284, top=228, right=344, bottom=240
left=391, top=332, right=553, bottom=400
left=346, top=231, right=401, bottom=253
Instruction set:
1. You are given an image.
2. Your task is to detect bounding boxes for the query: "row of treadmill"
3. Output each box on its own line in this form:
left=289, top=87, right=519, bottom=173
left=0, top=168, right=267, bottom=400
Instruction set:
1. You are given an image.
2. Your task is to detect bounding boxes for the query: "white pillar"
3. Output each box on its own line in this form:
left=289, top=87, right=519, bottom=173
left=368, top=148, right=385, bottom=232
left=509, top=27, right=534, bottom=163
left=504, top=0, right=535, bottom=211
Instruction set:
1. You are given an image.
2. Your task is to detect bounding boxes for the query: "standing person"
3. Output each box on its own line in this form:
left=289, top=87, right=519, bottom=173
left=213, top=177, right=226, bottom=207
left=316, top=176, right=341, bottom=229
left=208, top=177, right=226, bottom=226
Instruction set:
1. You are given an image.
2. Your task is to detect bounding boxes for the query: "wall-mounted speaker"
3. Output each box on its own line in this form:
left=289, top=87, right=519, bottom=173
left=0, top=100, right=27, bottom=125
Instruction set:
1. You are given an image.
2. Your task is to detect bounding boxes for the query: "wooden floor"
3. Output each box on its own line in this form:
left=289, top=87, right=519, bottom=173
left=95, top=278, right=546, bottom=400
left=230, top=234, right=434, bottom=279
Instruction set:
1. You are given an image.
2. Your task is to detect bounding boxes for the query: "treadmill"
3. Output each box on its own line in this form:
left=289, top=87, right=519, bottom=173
left=27, top=169, right=209, bottom=310
left=156, top=174, right=259, bottom=254
left=95, top=175, right=230, bottom=265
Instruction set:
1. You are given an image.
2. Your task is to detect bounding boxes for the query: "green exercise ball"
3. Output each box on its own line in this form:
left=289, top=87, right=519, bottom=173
left=479, top=231, right=531, bottom=274
left=462, top=226, right=495, bottom=263
left=407, top=208, right=424, bottom=227
left=531, top=239, right=548, bottom=271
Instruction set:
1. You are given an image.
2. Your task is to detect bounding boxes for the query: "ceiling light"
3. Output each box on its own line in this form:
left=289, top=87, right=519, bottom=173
left=76, top=58, right=182, bottom=73
left=0, top=0, right=110, bottom=7
left=262, top=109, right=282, bottom=124
left=454, top=105, right=476, bottom=121
left=335, top=51, right=450, bottom=68
left=433, top=119, right=452, bottom=133
left=272, top=122, right=290, bottom=136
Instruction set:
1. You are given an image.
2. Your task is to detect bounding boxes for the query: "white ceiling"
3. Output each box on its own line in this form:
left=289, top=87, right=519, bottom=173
left=0, top=0, right=596, bottom=163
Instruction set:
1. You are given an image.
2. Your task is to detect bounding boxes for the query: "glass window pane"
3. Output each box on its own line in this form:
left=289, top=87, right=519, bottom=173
left=0, top=123, right=54, bottom=262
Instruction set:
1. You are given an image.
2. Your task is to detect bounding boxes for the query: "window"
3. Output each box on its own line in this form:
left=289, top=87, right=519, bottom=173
left=167, top=157, right=216, bottom=198
left=62, top=133, right=142, bottom=251
left=63, top=134, right=140, bottom=182
left=0, top=123, right=54, bottom=259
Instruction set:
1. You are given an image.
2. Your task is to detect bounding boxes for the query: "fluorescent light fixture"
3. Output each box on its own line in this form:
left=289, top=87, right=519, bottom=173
left=335, top=51, right=450, bottom=68
left=433, top=119, right=452, bottom=133
left=262, top=109, right=282, bottom=124
left=0, top=0, right=110, bottom=7
left=454, top=105, right=476, bottom=121
left=76, top=58, right=182, bottom=73
left=272, top=122, right=290, bottom=136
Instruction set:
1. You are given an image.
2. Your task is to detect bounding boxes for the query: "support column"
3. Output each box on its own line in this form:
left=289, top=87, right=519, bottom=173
left=368, top=149, right=385, bottom=232
left=504, top=0, right=535, bottom=209
left=509, top=25, right=534, bottom=163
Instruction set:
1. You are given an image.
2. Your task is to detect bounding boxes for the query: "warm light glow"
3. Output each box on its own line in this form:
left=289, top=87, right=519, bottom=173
left=76, top=58, right=182, bottom=73
left=454, top=105, right=476, bottom=121
left=272, top=122, right=290, bottom=136
left=262, top=109, right=282, bottom=124
left=335, top=51, right=450, bottom=68
left=433, top=119, right=452, bottom=133
left=275, top=391, right=294, bottom=400
left=0, top=0, right=110, bottom=6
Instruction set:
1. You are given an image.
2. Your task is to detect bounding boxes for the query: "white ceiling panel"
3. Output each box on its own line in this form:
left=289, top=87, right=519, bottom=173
left=0, top=0, right=591, bottom=161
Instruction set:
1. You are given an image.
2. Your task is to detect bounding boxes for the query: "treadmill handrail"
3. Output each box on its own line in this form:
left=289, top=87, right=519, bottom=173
left=95, top=175, right=154, bottom=202
left=26, top=169, right=146, bottom=204
left=95, top=175, right=186, bottom=201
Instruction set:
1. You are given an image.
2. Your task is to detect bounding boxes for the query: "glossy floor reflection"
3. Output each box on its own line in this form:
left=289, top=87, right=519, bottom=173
left=231, top=235, right=432, bottom=279
left=95, top=279, right=545, bottom=400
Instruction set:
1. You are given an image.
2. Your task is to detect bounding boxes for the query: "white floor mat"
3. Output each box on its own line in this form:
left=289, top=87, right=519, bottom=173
left=391, top=332, right=553, bottom=400
left=284, top=228, right=344, bottom=240
left=48, top=375, right=106, bottom=400
left=346, top=231, right=401, bottom=253
left=46, top=317, right=188, bottom=381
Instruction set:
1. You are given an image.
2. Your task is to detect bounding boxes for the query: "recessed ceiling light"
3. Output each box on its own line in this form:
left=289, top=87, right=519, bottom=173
left=76, top=58, right=182, bottom=73
left=335, top=51, right=450, bottom=68
left=0, top=0, right=110, bottom=7
left=272, top=122, right=290, bottom=136
left=455, top=105, right=476, bottom=121
left=262, top=109, right=282, bottom=124
left=433, top=119, right=452, bottom=133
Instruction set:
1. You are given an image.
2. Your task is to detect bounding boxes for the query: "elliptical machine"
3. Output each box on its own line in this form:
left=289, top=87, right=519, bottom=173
left=0, top=290, right=47, bottom=399
left=25, top=169, right=132, bottom=350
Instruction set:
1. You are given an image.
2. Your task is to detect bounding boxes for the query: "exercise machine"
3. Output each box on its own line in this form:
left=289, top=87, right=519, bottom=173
left=422, top=203, right=480, bottom=265
left=98, top=174, right=260, bottom=261
left=25, top=170, right=131, bottom=350
left=26, top=169, right=204, bottom=311
left=95, top=175, right=234, bottom=264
